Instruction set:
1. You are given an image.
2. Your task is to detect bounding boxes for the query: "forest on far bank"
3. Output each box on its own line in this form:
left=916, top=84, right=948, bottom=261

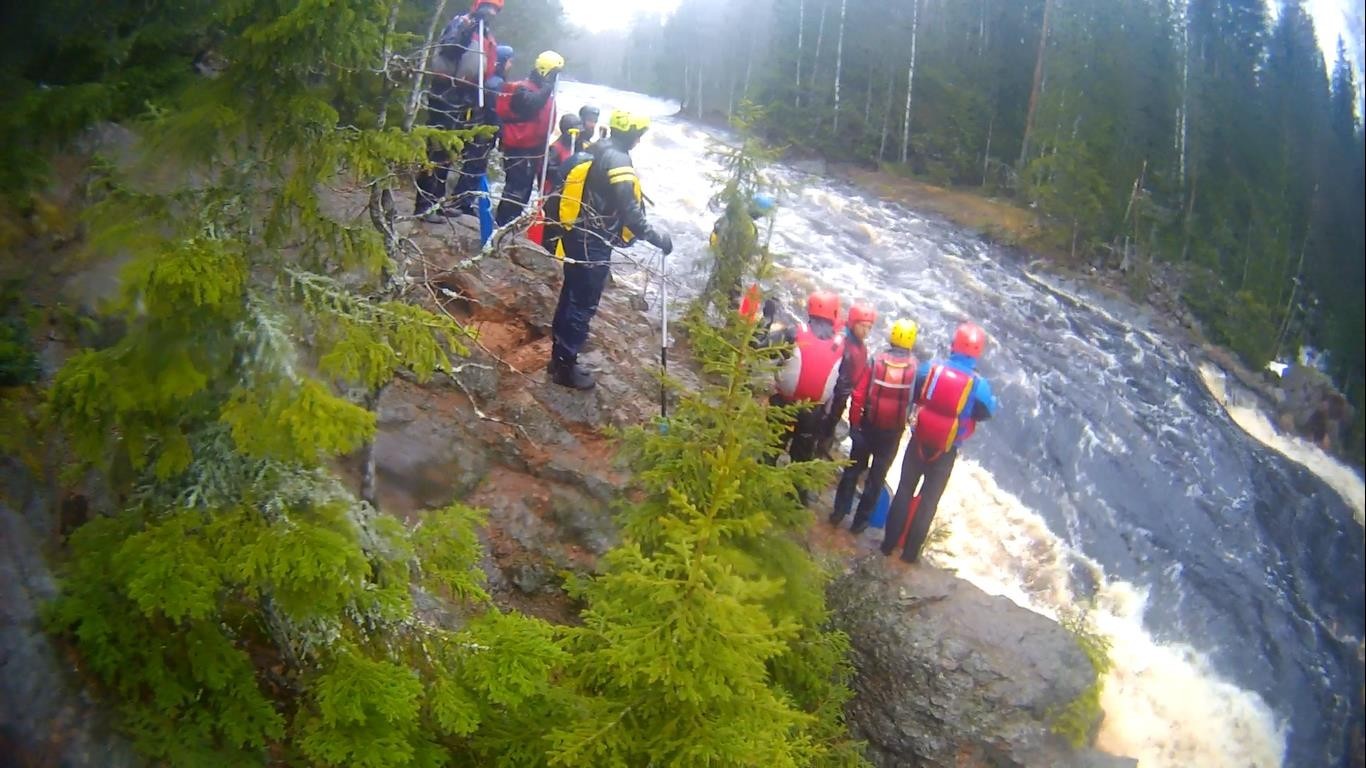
left=560, top=0, right=1366, bottom=460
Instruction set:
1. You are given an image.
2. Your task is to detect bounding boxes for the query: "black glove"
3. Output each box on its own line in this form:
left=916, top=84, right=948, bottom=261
left=761, top=298, right=778, bottom=325
left=647, top=227, right=673, bottom=255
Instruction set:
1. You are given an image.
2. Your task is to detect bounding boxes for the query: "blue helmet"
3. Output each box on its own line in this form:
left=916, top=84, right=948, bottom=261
left=496, top=45, right=515, bottom=64
left=749, top=193, right=776, bottom=217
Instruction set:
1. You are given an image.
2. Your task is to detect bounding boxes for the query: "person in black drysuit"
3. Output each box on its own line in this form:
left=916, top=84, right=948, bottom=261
left=549, top=112, right=672, bottom=389
left=577, top=105, right=601, bottom=151
left=414, top=0, right=500, bottom=221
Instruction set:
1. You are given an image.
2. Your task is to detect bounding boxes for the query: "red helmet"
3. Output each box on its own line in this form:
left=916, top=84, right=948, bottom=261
left=848, top=302, right=877, bottom=326
left=472, top=0, right=503, bottom=11
left=807, top=290, right=841, bottom=323
left=951, top=322, right=988, bottom=358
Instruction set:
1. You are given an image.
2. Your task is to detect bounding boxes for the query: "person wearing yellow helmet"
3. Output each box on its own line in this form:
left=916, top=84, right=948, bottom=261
left=548, top=109, right=672, bottom=389
left=493, top=50, right=565, bottom=226
left=830, top=317, right=919, bottom=534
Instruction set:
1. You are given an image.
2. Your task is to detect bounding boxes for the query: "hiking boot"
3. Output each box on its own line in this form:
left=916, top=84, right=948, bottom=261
left=849, top=520, right=870, bottom=535
left=552, top=361, right=596, bottom=390
left=827, top=511, right=846, bottom=527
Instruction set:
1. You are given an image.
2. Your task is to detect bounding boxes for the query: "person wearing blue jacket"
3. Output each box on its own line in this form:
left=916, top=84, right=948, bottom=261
left=881, top=321, right=999, bottom=563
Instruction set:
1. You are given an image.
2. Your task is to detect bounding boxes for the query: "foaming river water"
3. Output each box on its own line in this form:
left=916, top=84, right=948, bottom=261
left=551, top=80, right=1366, bottom=768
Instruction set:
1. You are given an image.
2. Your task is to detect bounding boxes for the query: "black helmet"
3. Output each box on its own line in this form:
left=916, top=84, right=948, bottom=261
left=579, top=105, right=600, bottom=123
left=559, top=113, right=583, bottom=133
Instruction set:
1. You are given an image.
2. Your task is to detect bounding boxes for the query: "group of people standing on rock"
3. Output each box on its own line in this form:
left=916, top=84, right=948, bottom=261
left=414, top=0, right=672, bottom=390
left=755, top=291, right=999, bottom=563
left=414, top=1, right=997, bottom=564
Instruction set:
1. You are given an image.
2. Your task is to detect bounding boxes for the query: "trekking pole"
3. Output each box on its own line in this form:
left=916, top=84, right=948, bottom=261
left=535, top=86, right=557, bottom=205
left=476, top=19, right=485, bottom=110
left=659, top=248, right=668, bottom=420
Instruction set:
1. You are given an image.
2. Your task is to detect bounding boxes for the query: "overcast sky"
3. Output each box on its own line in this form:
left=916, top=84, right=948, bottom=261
left=561, top=0, right=1362, bottom=73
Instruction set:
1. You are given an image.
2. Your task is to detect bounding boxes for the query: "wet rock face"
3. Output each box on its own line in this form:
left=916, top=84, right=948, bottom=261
left=828, top=557, right=1134, bottom=768
left=1, top=500, right=143, bottom=768
left=1278, top=365, right=1354, bottom=450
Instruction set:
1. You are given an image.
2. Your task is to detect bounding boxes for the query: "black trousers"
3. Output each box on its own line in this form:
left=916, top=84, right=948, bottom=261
left=414, top=92, right=469, bottom=214
left=770, top=395, right=826, bottom=464
left=881, top=443, right=958, bottom=562
left=496, top=153, right=543, bottom=226
left=815, top=396, right=847, bottom=458
left=832, top=426, right=903, bottom=525
left=550, top=227, right=611, bottom=364
left=450, top=135, right=495, bottom=213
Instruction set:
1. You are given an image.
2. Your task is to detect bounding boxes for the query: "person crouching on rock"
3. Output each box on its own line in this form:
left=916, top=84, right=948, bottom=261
left=830, top=318, right=919, bottom=534
left=881, top=321, right=998, bottom=563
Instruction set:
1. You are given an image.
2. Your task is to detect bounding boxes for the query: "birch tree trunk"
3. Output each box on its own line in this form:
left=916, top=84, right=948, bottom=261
left=795, top=0, right=805, bottom=108
left=811, top=0, right=827, bottom=104
left=901, top=0, right=919, bottom=165
left=863, top=71, right=874, bottom=126
left=403, top=0, right=447, bottom=133
left=879, top=68, right=895, bottom=162
left=1177, top=0, right=1190, bottom=189
left=695, top=59, right=704, bottom=118
left=833, top=0, right=848, bottom=132
left=1019, top=0, right=1054, bottom=167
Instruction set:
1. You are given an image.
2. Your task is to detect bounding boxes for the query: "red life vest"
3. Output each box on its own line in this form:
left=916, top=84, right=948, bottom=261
left=775, top=324, right=844, bottom=404
left=496, top=80, right=555, bottom=151
left=911, top=363, right=976, bottom=459
left=861, top=352, right=916, bottom=430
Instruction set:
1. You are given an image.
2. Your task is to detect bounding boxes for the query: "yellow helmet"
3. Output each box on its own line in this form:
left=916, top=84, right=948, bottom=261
left=889, top=318, right=918, bottom=350
left=610, top=110, right=651, bottom=133
left=534, top=50, right=565, bottom=77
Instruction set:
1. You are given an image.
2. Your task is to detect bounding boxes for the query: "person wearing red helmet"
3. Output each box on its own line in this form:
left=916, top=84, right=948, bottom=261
left=765, top=290, right=846, bottom=501
left=414, top=0, right=503, bottom=221
left=816, top=301, right=877, bottom=459
left=881, top=321, right=999, bottom=563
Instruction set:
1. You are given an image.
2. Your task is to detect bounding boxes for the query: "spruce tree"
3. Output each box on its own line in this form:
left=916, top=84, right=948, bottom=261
left=40, top=1, right=565, bottom=764
left=548, top=305, right=867, bottom=766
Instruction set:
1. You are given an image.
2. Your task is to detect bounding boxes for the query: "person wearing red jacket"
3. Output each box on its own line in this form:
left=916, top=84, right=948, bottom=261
left=829, top=318, right=919, bottom=533
left=494, top=50, right=565, bottom=226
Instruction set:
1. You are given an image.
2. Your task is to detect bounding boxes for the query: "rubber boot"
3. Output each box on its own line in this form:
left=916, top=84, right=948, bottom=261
left=551, top=359, right=596, bottom=390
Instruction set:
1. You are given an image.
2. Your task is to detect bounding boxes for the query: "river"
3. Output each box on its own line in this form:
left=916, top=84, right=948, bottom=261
left=547, top=80, right=1366, bottom=768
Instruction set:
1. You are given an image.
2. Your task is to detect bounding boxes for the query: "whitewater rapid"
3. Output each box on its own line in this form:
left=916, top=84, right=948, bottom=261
left=550, top=80, right=1364, bottom=768
left=1197, top=363, right=1365, bottom=526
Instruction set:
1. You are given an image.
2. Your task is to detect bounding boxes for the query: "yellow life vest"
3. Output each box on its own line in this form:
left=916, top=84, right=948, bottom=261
left=557, top=157, right=643, bottom=246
